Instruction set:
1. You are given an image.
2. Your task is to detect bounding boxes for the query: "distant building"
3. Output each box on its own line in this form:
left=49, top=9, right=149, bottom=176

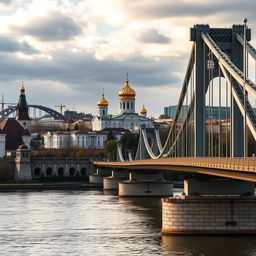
left=64, top=110, right=93, bottom=120
left=92, top=75, right=153, bottom=131
left=0, top=118, right=31, bottom=157
left=43, top=128, right=126, bottom=149
left=164, top=105, right=230, bottom=120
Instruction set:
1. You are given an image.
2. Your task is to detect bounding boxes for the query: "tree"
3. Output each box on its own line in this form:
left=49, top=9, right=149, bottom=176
left=105, top=130, right=116, bottom=143
left=119, top=132, right=138, bottom=158
left=74, top=123, right=79, bottom=130
left=104, top=140, right=117, bottom=161
left=30, top=134, right=44, bottom=151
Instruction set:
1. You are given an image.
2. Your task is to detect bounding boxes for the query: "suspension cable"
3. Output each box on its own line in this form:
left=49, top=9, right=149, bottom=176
left=218, top=66, right=221, bottom=157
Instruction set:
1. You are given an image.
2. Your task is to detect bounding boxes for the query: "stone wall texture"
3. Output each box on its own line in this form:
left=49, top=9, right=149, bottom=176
left=162, top=196, right=256, bottom=235
left=119, top=181, right=173, bottom=197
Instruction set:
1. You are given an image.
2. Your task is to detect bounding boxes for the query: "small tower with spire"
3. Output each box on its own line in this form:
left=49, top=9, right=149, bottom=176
left=118, top=73, right=136, bottom=114
left=16, top=82, right=31, bottom=129
left=97, top=89, right=109, bottom=117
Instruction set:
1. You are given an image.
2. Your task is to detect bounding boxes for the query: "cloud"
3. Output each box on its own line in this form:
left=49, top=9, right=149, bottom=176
left=10, top=11, right=82, bottom=41
left=0, top=49, right=182, bottom=86
left=135, top=28, right=171, bottom=44
left=0, top=0, right=15, bottom=6
left=124, top=0, right=256, bottom=20
left=0, top=36, right=38, bottom=54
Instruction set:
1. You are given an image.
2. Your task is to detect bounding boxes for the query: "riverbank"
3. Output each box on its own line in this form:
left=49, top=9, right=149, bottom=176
left=0, top=182, right=102, bottom=191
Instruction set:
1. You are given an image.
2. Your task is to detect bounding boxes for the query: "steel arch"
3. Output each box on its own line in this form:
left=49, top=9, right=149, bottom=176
left=28, top=105, right=67, bottom=121
left=0, top=105, right=67, bottom=122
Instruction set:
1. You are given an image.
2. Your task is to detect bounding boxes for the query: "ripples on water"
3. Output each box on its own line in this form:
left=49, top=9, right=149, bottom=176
left=0, top=190, right=256, bottom=256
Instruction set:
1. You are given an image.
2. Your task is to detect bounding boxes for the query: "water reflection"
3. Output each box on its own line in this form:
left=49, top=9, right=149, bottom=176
left=161, top=235, right=256, bottom=256
left=1, top=189, right=256, bottom=256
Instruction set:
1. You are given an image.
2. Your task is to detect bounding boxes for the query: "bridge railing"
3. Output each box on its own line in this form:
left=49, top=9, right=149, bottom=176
left=164, top=157, right=256, bottom=173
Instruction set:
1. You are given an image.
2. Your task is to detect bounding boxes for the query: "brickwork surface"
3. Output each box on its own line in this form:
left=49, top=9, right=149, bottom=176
left=119, top=181, right=173, bottom=197
left=162, top=196, right=256, bottom=234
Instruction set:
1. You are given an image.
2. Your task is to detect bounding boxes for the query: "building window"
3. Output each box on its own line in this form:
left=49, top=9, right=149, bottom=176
left=123, top=102, right=125, bottom=109
left=120, top=102, right=122, bottom=109
left=127, top=102, right=129, bottom=109
left=131, top=102, right=133, bottom=109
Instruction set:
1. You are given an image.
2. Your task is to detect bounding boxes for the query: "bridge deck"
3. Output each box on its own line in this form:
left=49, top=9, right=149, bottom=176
left=94, top=157, right=256, bottom=182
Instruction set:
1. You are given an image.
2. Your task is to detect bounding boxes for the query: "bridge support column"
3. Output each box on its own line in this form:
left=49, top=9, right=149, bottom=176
left=118, top=171, right=173, bottom=197
left=89, top=168, right=111, bottom=184
left=162, top=178, right=256, bottom=235
left=103, top=170, right=129, bottom=190
left=184, top=178, right=254, bottom=196
left=162, top=196, right=256, bottom=235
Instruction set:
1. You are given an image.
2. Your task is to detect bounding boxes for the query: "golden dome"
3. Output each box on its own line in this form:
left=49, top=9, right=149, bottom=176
left=140, top=105, right=147, bottom=115
left=97, top=93, right=109, bottom=108
left=118, top=74, right=136, bottom=99
left=20, top=83, right=25, bottom=92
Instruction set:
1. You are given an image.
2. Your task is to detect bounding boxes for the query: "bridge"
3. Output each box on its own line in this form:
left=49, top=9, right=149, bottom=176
left=93, top=21, right=256, bottom=235
left=0, top=103, right=67, bottom=122
left=94, top=157, right=256, bottom=182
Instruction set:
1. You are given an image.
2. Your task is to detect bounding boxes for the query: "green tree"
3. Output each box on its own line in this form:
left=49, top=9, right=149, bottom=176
left=74, top=123, right=79, bottom=130
left=105, top=130, right=116, bottom=143
left=104, top=139, right=117, bottom=161
left=30, top=134, right=44, bottom=151
left=119, top=132, right=138, bottom=158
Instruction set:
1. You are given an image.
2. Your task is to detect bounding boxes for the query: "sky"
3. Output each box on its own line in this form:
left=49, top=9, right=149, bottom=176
left=0, top=0, right=255, bottom=118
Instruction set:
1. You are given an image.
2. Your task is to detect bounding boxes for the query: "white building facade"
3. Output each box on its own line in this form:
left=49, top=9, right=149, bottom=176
left=43, top=130, right=124, bottom=149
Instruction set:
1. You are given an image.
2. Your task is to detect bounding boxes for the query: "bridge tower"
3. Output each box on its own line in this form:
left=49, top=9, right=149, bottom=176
left=190, top=24, right=251, bottom=157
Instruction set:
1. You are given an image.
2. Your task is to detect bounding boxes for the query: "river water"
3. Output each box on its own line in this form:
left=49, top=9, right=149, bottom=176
left=0, top=189, right=256, bottom=256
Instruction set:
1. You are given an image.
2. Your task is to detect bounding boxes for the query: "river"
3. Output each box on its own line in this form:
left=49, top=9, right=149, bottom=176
left=0, top=189, right=256, bottom=256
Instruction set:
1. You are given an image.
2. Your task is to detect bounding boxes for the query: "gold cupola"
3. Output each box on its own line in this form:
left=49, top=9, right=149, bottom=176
left=20, top=82, right=25, bottom=93
left=140, top=104, right=147, bottom=116
left=97, top=90, right=109, bottom=108
left=118, top=73, right=136, bottom=99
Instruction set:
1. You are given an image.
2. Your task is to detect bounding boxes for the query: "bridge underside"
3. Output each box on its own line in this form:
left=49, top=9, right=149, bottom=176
left=94, top=158, right=256, bottom=183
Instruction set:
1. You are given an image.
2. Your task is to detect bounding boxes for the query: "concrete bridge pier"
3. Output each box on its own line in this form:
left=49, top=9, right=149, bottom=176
left=89, top=168, right=111, bottom=184
left=162, top=178, right=256, bottom=235
left=103, top=170, right=129, bottom=190
left=118, top=171, right=173, bottom=197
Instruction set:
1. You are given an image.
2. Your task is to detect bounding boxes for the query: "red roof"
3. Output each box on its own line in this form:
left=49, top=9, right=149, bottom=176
left=0, top=119, right=30, bottom=150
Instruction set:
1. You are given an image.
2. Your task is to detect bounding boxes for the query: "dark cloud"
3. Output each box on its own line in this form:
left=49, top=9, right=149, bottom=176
left=0, top=50, right=184, bottom=86
left=126, top=0, right=256, bottom=20
left=0, top=36, right=38, bottom=54
left=0, top=0, right=15, bottom=6
left=135, top=28, right=171, bottom=44
left=10, top=11, right=82, bottom=41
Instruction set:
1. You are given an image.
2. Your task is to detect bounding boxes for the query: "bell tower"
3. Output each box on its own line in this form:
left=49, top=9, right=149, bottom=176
left=16, top=82, right=31, bottom=129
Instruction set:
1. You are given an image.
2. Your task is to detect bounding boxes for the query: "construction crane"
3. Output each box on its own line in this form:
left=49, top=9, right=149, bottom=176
left=55, top=104, right=66, bottom=115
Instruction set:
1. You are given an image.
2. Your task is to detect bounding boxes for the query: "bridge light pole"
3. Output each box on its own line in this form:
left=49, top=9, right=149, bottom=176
left=243, top=18, right=248, bottom=158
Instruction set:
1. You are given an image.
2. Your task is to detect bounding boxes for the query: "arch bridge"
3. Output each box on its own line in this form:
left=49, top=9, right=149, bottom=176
left=0, top=104, right=67, bottom=122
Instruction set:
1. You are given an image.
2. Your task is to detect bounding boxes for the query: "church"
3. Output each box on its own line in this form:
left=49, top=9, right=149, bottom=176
left=92, top=75, right=153, bottom=131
